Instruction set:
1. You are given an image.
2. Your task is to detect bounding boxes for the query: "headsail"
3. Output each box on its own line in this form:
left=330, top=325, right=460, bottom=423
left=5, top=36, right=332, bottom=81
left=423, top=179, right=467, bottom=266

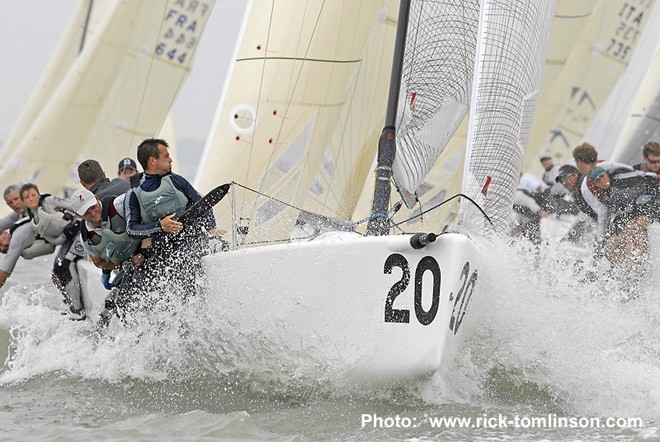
left=390, top=0, right=480, bottom=208
left=460, top=0, right=555, bottom=234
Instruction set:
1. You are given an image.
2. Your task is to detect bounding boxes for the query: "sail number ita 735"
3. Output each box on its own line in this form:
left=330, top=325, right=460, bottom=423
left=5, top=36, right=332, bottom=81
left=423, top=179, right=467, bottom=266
left=383, top=254, right=477, bottom=333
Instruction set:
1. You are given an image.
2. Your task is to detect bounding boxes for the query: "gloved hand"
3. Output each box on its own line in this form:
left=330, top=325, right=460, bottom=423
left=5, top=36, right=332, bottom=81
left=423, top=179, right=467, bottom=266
left=101, top=271, right=114, bottom=290
left=63, top=220, right=80, bottom=240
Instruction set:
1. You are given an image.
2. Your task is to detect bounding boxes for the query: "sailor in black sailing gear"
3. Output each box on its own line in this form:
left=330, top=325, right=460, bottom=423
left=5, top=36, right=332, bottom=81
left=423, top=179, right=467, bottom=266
left=78, top=159, right=131, bottom=199
left=632, top=141, right=660, bottom=176
left=20, top=183, right=87, bottom=320
left=120, top=138, right=217, bottom=312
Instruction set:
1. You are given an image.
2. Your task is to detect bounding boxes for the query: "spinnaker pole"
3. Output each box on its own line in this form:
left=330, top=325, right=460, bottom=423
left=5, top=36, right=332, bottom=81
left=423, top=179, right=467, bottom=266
left=366, top=0, right=411, bottom=236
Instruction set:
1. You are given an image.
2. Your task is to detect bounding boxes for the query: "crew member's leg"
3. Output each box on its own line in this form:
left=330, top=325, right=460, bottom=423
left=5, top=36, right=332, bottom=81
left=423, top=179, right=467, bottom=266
left=52, top=233, right=87, bottom=320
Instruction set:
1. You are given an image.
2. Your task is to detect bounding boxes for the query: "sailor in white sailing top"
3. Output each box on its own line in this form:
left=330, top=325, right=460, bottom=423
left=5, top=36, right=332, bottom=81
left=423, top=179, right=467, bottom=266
left=20, top=183, right=87, bottom=320
left=0, top=185, right=37, bottom=289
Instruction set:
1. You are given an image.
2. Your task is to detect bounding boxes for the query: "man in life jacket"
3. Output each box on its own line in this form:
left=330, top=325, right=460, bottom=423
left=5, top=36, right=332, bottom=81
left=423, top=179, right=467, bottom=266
left=72, top=188, right=143, bottom=323
left=20, top=183, right=87, bottom=320
left=121, top=138, right=217, bottom=311
left=0, top=185, right=38, bottom=289
left=78, top=159, right=131, bottom=199
left=571, top=143, right=660, bottom=266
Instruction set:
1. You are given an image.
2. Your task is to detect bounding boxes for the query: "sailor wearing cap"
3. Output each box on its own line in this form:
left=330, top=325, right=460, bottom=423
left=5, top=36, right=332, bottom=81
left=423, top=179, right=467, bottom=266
left=118, top=157, right=138, bottom=180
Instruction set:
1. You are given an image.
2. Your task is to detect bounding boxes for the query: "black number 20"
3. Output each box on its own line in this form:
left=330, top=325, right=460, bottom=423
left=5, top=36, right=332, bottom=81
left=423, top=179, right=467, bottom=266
left=383, top=254, right=440, bottom=326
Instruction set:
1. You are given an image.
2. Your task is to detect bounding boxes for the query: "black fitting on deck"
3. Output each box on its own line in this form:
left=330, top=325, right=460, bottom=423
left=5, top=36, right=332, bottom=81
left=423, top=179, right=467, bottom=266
left=410, top=232, right=437, bottom=249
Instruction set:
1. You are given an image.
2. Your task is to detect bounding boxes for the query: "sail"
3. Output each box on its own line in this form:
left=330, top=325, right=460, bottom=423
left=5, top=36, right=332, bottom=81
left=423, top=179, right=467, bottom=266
left=609, top=52, right=660, bottom=165
left=0, top=0, right=113, bottom=161
left=299, top=2, right=398, bottom=221
left=524, top=0, right=655, bottom=169
left=195, top=1, right=393, bottom=242
left=589, top=1, right=660, bottom=163
left=460, top=0, right=555, bottom=234
left=390, top=0, right=480, bottom=206
left=521, top=0, right=599, bottom=175
left=0, top=0, right=214, bottom=195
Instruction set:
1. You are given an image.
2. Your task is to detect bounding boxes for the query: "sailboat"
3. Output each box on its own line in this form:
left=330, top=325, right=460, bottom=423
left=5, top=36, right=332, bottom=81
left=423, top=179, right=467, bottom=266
left=0, top=0, right=215, bottom=197
left=192, top=0, right=554, bottom=380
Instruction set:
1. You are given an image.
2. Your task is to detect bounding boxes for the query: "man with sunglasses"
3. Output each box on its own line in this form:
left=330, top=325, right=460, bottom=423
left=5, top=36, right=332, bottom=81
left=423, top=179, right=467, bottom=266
left=633, top=141, right=660, bottom=175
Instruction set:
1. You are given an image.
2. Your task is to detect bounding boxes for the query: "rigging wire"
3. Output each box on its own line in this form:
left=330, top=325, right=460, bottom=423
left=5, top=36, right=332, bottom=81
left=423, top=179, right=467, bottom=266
left=231, top=180, right=493, bottom=244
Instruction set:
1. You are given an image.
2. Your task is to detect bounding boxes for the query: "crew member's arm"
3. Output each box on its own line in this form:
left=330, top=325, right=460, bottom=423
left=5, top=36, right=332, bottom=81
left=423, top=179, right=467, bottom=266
left=170, top=174, right=217, bottom=228
left=0, top=226, right=36, bottom=288
left=0, top=211, right=20, bottom=232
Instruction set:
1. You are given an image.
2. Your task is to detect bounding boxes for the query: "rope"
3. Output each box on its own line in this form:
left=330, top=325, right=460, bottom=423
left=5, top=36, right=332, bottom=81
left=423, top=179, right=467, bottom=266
left=230, top=181, right=493, bottom=241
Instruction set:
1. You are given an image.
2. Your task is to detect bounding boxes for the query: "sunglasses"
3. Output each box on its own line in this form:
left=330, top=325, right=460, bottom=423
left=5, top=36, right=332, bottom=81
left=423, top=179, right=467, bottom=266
left=648, top=159, right=660, bottom=164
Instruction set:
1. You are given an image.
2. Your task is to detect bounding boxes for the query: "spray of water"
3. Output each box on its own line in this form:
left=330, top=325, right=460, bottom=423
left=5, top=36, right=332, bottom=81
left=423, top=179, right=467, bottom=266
left=422, top=236, right=660, bottom=419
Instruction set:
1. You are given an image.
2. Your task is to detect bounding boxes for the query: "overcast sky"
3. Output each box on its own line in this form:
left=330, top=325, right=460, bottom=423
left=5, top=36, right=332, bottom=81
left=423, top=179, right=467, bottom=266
left=0, top=0, right=246, bottom=146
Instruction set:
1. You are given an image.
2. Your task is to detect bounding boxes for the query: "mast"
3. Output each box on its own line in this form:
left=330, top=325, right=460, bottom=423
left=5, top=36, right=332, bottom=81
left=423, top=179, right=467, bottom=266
left=79, top=0, right=94, bottom=54
left=366, top=0, right=411, bottom=236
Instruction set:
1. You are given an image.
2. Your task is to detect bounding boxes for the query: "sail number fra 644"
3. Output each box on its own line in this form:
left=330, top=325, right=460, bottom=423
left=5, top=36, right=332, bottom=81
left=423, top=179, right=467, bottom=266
left=383, top=254, right=477, bottom=334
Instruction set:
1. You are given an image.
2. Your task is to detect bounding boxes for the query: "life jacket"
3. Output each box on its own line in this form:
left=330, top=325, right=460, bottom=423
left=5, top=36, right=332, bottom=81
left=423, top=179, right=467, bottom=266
left=81, top=196, right=140, bottom=264
left=133, top=175, right=188, bottom=224
left=9, top=216, right=31, bottom=236
left=9, top=217, right=56, bottom=259
left=605, top=169, right=659, bottom=210
left=28, top=194, right=76, bottom=245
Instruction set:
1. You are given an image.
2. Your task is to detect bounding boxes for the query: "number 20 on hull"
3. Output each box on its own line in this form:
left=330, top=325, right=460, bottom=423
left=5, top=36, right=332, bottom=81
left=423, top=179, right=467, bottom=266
left=383, top=254, right=477, bottom=334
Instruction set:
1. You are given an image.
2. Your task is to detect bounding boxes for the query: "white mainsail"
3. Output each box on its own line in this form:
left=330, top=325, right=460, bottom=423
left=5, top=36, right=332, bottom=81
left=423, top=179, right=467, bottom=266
left=300, top=3, right=398, bottom=222
left=0, top=0, right=214, bottom=195
left=460, top=0, right=555, bottom=234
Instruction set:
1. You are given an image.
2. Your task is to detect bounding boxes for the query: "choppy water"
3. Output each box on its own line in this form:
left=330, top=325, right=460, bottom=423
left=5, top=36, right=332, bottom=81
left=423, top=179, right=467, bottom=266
left=0, top=240, right=658, bottom=441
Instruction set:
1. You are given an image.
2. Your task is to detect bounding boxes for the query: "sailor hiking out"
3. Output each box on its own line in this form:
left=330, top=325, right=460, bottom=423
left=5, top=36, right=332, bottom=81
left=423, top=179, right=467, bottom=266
left=20, top=183, right=87, bottom=320
left=120, top=138, right=217, bottom=313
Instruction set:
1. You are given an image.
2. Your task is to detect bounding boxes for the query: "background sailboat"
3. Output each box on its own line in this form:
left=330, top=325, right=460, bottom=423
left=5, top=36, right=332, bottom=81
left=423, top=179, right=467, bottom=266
left=0, top=0, right=215, bottom=196
left=523, top=0, right=656, bottom=170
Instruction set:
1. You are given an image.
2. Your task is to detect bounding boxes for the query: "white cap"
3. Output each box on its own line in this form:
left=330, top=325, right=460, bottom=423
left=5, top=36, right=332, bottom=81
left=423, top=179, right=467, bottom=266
left=70, top=189, right=97, bottom=216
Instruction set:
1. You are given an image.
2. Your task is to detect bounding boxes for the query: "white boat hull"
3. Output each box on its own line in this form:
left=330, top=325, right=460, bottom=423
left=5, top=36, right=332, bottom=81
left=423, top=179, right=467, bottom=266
left=77, top=259, right=110, bottom=320
left=203, top=232, right=480, bottom=380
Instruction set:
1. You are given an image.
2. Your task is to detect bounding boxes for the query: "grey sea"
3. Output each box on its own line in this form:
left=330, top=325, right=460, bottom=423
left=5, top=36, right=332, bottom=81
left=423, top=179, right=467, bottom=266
left=0, top=240, right=658, bottom=441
